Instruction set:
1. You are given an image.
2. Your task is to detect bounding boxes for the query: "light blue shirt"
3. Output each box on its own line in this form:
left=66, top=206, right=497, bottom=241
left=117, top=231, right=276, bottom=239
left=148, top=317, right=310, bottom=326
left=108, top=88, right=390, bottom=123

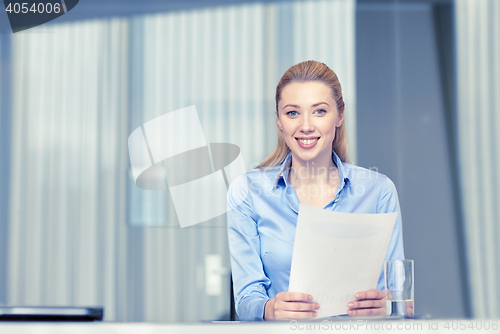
left=226, top=150, right=405, bottom=321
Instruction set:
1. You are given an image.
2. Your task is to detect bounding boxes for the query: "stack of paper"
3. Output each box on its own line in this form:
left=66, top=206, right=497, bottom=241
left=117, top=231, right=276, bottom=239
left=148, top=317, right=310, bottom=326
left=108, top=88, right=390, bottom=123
left=288, top=203, right=397, bottom=318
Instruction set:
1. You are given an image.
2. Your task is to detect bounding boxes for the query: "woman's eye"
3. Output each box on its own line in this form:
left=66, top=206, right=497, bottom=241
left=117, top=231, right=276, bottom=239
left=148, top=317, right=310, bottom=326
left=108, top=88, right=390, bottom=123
left=315, top=109, right=326, bottom=115
left=287, top=111, right=298, bottom=116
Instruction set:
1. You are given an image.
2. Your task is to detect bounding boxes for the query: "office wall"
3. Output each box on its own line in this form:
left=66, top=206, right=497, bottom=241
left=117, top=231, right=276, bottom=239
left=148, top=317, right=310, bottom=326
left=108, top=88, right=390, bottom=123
left=356, top=2, right=467, bottom=318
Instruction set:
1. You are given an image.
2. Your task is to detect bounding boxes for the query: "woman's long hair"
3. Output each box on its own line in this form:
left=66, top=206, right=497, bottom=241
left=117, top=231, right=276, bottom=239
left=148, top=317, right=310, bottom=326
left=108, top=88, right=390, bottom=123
left=256, top=60, right=349, bottom=190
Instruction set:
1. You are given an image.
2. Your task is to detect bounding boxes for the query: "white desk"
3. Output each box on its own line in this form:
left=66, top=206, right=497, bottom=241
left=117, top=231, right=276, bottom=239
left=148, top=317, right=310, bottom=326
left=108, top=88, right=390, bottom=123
left=0, top=319, right=498, bottom=334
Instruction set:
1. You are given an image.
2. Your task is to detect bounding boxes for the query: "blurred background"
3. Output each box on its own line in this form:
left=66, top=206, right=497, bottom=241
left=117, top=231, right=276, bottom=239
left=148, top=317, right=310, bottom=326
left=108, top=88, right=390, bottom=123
left=0, top=0, right=498, bottom=322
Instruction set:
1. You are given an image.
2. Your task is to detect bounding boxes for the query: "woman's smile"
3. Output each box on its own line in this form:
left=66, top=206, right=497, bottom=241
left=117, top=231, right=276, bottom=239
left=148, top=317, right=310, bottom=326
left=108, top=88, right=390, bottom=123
left=295, top=137, right=320, bottom=149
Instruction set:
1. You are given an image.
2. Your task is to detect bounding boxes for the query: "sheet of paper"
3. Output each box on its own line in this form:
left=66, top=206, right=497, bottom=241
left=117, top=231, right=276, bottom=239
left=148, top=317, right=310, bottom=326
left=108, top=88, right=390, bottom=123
left=288, top=203, right=397, bottom=318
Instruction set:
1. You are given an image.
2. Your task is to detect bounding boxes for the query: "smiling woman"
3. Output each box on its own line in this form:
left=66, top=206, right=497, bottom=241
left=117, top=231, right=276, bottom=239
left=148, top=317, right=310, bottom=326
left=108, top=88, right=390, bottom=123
left=226, top=60, right=405, bottom=321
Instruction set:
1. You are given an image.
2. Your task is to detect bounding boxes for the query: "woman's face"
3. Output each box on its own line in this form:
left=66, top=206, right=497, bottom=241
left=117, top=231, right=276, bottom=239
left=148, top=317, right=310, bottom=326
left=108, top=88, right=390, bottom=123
left=276, top=81, right=343, bottom=165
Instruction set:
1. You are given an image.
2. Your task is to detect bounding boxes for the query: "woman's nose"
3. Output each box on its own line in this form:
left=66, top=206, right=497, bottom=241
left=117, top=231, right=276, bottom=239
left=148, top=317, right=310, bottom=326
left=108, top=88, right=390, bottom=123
left=300, top=115, right=315, bottom=132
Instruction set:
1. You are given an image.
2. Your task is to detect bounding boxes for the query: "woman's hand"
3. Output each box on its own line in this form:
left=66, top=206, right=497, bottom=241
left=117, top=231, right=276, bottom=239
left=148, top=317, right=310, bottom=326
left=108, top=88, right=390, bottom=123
left=264, top=292, right=320, bottom=320
left=347, top=290, right=385, bottom=316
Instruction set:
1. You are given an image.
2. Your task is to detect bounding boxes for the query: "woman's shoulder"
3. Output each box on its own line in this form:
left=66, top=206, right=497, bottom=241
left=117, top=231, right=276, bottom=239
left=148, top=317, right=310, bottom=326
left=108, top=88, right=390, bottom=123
left=227, top=166, right=281, bottom=198
left=342, top=162, right=397, bottom=191
left=234, top=165, right=282, bottom=183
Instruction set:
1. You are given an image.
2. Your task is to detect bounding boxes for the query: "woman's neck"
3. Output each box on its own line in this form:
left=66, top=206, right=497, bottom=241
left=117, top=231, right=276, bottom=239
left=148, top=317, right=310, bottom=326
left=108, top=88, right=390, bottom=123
left=288, top=153, right=339, bottom=188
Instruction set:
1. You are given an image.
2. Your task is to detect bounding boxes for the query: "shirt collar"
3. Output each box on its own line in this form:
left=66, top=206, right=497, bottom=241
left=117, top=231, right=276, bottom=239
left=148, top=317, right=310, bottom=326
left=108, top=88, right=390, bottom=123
left=272, top=150, right=350, bottom=191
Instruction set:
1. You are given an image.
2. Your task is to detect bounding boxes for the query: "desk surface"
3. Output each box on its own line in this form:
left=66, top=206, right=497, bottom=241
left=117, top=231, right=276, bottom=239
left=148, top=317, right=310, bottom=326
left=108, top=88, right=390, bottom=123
left=0, top=319, right=498, bottom=334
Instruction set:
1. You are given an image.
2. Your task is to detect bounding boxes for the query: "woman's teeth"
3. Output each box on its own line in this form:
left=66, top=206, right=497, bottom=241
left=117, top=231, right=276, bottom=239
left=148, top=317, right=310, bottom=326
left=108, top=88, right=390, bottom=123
left=297, top=138, right=319, bottom=144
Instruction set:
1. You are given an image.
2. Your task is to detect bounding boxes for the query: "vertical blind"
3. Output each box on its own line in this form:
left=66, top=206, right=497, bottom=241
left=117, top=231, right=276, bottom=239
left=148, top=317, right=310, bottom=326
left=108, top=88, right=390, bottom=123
left=455, top=0, right=500, bottom=318
left=8, top=19, right=131, bottom=319
left=7, top=0, right=356, bottom=321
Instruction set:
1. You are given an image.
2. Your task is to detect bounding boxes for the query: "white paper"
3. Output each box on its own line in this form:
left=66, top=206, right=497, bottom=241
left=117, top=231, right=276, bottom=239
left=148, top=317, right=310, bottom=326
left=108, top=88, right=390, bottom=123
left=288, top=203, right=397, bottom=318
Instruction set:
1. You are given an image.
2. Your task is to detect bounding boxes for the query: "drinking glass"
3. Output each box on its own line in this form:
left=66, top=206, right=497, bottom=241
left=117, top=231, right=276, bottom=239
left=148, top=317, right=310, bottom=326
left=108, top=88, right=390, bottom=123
left=384, top=259, right=414, bottom=318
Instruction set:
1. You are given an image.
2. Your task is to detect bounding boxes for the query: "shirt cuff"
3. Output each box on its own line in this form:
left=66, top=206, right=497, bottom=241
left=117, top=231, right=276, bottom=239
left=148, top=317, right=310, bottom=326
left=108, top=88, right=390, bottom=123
left=238, top=296, right=270, bottom=321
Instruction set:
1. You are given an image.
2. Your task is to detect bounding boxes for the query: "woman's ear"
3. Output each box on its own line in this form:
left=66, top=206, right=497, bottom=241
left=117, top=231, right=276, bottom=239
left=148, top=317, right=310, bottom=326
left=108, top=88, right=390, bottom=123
left=276, top=111, right=282, bottom=130
left=336, top=111, right=344, bottom=127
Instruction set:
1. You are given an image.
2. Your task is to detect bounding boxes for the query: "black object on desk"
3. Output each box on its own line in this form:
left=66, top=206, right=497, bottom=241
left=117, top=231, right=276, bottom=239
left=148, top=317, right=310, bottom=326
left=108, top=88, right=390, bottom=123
left=0, top=306, right=104, bottom=321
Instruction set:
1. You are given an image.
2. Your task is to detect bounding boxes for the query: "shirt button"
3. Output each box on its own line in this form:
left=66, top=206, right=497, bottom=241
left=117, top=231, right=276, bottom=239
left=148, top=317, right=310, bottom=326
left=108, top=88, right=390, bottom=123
left=334, top=199, right=339, bottom=203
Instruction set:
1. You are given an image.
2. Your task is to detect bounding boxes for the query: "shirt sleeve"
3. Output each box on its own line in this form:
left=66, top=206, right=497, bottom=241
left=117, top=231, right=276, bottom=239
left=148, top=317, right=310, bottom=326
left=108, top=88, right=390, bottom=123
left=375, top=175, right=405, bottom=291
left=226, top=173, right=271, bottom=321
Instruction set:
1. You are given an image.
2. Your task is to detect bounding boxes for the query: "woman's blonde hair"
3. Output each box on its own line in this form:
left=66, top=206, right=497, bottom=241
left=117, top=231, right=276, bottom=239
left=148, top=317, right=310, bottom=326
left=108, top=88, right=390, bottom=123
left=256, top=60, right=349, bottom=182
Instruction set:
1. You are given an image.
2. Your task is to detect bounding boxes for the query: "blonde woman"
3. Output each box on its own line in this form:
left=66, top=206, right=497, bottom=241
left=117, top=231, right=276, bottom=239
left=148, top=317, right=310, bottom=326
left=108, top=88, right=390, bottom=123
left=227, top=60, right=404, bottom=321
